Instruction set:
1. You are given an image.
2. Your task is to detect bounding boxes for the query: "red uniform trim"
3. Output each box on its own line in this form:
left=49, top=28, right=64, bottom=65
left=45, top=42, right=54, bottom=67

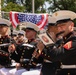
left=63, top=41, right=72, bottom=50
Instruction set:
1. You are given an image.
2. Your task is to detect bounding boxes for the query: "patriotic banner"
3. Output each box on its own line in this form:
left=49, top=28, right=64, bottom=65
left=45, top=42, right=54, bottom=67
left=10, top=11, right=48, bottom=29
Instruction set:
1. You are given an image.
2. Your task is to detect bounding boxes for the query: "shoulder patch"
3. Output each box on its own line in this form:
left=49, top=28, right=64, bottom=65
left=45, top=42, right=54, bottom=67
left=63, top=41, right=72, bottom=50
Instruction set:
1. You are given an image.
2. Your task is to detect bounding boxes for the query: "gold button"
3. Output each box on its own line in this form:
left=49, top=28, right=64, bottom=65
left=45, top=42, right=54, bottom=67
left=22, top=53, right=24, bottom=55
left=9, top=57, right=11, bottom=59
left=45, top=54, right=46, bottom=56
left=61, top=62, right=63, bottom=65
left=23, top=50, right=25, bottom=52
left=21, top=56, right=23, bottom=58
left=20, top=59, right=23, bottom=62
left=24, top=47, right=26, bottom=49
left=48, top=56, right=50, bottom=57
left=0, top=42, right=2, bottom=43
left=22, top=64, right=23, bottom=66
left=3, top=53, right=5, bottom=55
left=42, top=52, right=43, bottom=54
left=68, top=73, right=70, bottom=75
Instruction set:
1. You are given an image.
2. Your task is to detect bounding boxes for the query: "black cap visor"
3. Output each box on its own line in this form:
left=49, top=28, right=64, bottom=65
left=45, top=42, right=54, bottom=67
left=56, top=18, right=72, bottom=25
left=0, top=24, right=9, bottom=27
left=48, top=23, right=55, bottom=26
left=18, top=33, right=24, bottom=36
left=22, top=27, right=37, bottom=32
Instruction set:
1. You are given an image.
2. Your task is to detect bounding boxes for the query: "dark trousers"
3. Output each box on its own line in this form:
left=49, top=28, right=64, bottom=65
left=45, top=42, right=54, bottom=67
left=41, top=62, right=60, bottom=75
left=56, top=69, right=76, bottom=75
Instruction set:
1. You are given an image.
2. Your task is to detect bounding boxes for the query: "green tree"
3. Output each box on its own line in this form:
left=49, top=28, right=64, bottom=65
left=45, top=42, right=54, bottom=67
left=1, top=2, right=25, bottom=19
left=47, top=0, right=76, bottom=13
left=7, top=0, right=16, bottom=3
left=2, top=0, right=47, bottom=13
left=23, top=0, right=45, bottom=13
left=47, top=0, right=76, bottom=25
left=2, top=2, right=25, bottom=12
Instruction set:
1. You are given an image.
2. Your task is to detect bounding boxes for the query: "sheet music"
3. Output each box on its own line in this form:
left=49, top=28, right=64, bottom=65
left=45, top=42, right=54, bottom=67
left=38, top=32, right=54, bottom=46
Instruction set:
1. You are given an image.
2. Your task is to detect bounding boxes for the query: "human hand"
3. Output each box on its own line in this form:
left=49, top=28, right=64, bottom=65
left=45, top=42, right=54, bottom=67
left=8, top=44, right=16, bottom=53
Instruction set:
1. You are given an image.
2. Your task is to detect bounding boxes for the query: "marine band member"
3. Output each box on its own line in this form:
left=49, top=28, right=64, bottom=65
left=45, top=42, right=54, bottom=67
left=8, top=22, right=42, bottom=75
left=0, top=18, right=13, bottom=75
left=37, top=10, right=76, bottom=75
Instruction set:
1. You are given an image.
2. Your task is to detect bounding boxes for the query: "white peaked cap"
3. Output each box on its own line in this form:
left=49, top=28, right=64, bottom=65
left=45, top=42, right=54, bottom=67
left=18, top=30, right=25, bottom=35
left=39, top=29, right=46, bottom=34
left=0, top=18, right=11, bottom=26
left=19, top=22, right=40, bottom=32
left=48, top=16, right=56, bottom=24
left=13, top=30, right=18, bottom=34
left=9, top=30, right=18, bottom=36
left=52, top=10, right=76, bottom=21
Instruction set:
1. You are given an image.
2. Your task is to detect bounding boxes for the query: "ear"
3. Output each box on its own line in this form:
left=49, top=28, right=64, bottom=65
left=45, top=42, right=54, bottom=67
left=70, top=22, right=74, bottom=31
left=71, top=22, right=74, bottom=27
left=6, top=27, right=9, bottom=31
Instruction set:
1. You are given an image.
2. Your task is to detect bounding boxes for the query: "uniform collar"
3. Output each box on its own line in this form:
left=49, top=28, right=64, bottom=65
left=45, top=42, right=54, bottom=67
left=63, top=32, right=73, bottom=41
left=28, top=39, right=35, bottom=43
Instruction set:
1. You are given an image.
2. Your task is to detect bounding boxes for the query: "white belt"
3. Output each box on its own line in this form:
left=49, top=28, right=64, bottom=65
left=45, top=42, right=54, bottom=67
left=61, top=65, right=76, bottom=69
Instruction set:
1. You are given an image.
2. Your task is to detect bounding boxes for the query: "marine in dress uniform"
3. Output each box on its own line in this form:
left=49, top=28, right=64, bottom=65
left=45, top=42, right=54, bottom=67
left=36, top=16, right=60, bottom=75
left=8, top=31, right=26, bottom=75
left=9, top=22, right=42, bottom=75
left=16, top=30, right=25, bottom=44
left=38, top=10, right=76, bottom=75
left=11, top=31, right=18, bottom=43
left=53, top=10, right=76, bottom=75
left=21, top=22, right=42, bottom=75
left=0, top=18, right=13, bottom=75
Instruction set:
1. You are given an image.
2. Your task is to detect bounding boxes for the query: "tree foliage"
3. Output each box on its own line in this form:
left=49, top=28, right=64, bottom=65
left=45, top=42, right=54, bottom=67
left=47, top=0, right=76, bottom=13
left=2, top=0, right=46, bottom=13
left=47, top=0, right=76, bottom=26
left=18, top=0, right=46, bottom=13
left=1, top=1, right=25, bottom=19
left=2, top=2, right=25, bottom=12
